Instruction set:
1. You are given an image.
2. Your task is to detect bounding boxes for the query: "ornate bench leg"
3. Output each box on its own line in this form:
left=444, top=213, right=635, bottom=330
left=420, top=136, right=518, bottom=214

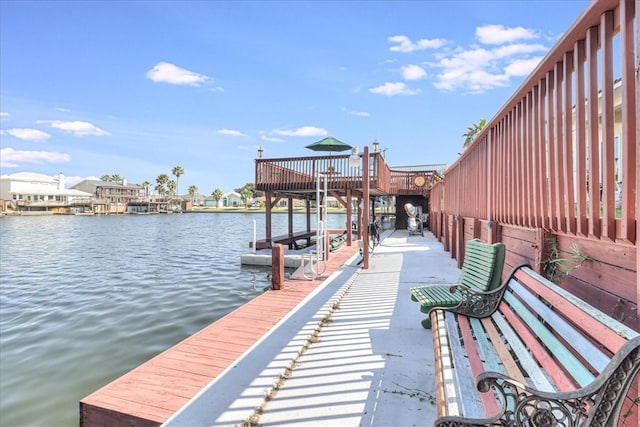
left=421, top=317, right=432, bottom=329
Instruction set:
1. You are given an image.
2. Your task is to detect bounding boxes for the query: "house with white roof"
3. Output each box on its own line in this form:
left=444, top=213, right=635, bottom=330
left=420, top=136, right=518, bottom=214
left=0, top=172, right=92, bottom=214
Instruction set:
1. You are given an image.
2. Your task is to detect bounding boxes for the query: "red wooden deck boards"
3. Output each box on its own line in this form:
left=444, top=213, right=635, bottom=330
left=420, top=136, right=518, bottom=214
left=80, top=245, right=358, bottom=427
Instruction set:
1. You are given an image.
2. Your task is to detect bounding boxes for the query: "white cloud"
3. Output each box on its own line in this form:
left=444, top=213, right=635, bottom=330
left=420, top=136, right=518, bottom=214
left=273, top=126, right=328, bottom=137
left=505, top=56, right=544, bottom=76
left=261, top=135, right=285, bottom=143
left=388, top=35, right=447, bottom=53
left=146, top=62, right=209, bottom=86
left=476, top=24, right=538, bottom=45
left=401, top=64, right=427, bottom=80
left=435, top=66, right=510, bottom=93
left=217, top=129, right=247, bottom=137
left=4, top=128, right=51, bottom=141
left=430, top=34, right=548, bottom=93
left=0, top=112, right=9, bottom=118
left=39, top=120, right=110, bottom=136
left=492, top=43, right=547, bottom=59
left=0, top=147, right=70, bottom=168
left=56, top=107, right=72, bottom=113
left=369, top=82, right=420, bottom=96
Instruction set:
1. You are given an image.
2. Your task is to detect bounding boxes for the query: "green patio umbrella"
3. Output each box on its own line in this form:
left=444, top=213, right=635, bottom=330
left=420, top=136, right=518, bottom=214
left=305, top=136, right=352, bottom=154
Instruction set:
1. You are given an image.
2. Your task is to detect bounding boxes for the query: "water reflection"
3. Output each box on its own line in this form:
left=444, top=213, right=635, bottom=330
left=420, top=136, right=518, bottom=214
left=0, top=212, right=346, bottom=427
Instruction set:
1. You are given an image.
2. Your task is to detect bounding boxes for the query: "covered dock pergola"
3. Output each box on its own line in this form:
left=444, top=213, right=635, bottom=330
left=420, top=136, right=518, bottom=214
left=254, top=145, right=444, bottom=268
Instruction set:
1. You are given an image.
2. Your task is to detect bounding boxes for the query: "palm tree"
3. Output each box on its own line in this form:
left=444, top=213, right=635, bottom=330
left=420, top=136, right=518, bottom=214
left=462, top=118, right=487, bottom=148
left=156, top=174, right=170, bottom=198
left=240, top=188, right=253, bottom=209
left=172, top=166, right=184, bottom=197
left=154, top=184, right=165, bottom=196
left=212, top=188, right=224, bottom=208
left=141, top=181, right=151, bottom=198
left=167, top=180, right=177, bottom=197
left=188, top=185, right=199, bottom=206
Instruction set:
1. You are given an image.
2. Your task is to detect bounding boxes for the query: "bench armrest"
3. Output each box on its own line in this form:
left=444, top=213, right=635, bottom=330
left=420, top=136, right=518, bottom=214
left=445, top=282, right=508, bottom=318
left=469, top=336, right=640, bottom=426
left=432, top=264, right=531, bottom=319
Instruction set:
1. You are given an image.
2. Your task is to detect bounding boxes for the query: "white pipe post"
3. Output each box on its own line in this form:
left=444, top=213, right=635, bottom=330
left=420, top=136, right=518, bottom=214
left=253, top=220, right=257, bottom=253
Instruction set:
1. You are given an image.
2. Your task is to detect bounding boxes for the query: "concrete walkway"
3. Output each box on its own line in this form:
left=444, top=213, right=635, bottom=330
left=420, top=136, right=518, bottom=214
left=164, top=230, right=461, bottom=427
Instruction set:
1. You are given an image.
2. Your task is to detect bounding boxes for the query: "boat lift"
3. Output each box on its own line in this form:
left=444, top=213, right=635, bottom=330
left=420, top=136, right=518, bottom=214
left=303, top=171, right=328, bottom=279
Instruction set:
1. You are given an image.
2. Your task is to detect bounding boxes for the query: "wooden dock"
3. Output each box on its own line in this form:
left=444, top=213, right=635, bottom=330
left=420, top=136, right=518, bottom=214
left=79, top=244, right=360, bottom=427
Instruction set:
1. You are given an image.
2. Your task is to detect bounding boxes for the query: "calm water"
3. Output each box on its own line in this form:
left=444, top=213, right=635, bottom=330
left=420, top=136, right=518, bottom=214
left=0, top=212, right=346, bottom=427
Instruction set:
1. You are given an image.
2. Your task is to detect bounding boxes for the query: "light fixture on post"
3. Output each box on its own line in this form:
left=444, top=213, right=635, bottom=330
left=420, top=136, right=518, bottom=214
left=372, top=139, right=379, bottom=152
left=348, top=146, right=360, bottom=168
left=257, top=146, right=264, bottom=159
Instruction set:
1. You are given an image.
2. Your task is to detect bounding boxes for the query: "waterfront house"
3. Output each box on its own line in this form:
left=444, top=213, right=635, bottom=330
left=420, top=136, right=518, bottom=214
left=202, top=195, right=220, bottom=208
left=71, top=178, right=143, bottom=214
left=223, top=191, right=243, bottom=207
left=0, top=172, right=92, bottom=214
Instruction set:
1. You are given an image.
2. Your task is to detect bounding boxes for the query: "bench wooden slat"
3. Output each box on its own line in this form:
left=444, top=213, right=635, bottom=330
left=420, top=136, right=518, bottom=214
left=470, top=317, right=505, bottom=375
left=515, top=268, right=632, bottom=353
left=411, top=286, right=461, bottom=311
left=455, top=314, right=497, bottom=419
left=503, top=290, right=596, bottom=387
left=434, top=311, right=488, bottom=419
left=509, top=278, right=611, bottom=372
left=480, top=317, right=528, bottom=385
left=498, top=301, right=577, bottom=392
left=432, top=310, right=460, bottom=418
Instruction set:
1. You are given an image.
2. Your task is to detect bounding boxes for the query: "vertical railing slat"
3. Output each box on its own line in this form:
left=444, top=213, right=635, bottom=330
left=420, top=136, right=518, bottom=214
left=574, top=38, right=588, bottom=237
left=600, top=10, right=616, bottom=241
left=524, top=93, right=533, bottom=228
left=586, top=25, right=601, bottom=238
left=542, top=70, right=556, bottom=229
left=619, top=0, right=637, bottom=243
left=532, top=84, right=542, bottom=229
left=563, top=50, right=577, bottom=235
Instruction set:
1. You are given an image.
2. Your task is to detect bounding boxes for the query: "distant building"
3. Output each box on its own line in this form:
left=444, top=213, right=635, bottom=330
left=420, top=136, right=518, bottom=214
left=183, top=193, right=205, bottom=207
left=0, top=172, right=92, bottom=214
left=223, top=191, right=243, bottom=207
left=202, top=191, right=243, bottom=208
left=71, top=178, right=143, bottom=214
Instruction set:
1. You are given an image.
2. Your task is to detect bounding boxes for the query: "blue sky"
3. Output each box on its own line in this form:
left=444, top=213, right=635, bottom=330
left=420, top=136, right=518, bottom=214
left=0, top=0, right=590, bottom=194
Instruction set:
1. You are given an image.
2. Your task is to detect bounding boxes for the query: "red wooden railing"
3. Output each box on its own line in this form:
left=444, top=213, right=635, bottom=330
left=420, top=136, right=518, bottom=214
left=436, top=0, right=636, bottom=243
left=255, top=152, right=439, bottom=196
left=429, top=0, right=638, bottom=329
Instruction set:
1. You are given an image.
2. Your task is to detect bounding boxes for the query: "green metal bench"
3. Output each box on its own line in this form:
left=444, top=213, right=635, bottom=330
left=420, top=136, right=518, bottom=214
left=410, top=238, right=505, bottom=328
left=429, top=264, right=639, bottom=426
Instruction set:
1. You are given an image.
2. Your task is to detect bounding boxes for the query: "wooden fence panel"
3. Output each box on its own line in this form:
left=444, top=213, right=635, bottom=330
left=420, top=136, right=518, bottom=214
left=429, top=0, right=637, bottom=330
